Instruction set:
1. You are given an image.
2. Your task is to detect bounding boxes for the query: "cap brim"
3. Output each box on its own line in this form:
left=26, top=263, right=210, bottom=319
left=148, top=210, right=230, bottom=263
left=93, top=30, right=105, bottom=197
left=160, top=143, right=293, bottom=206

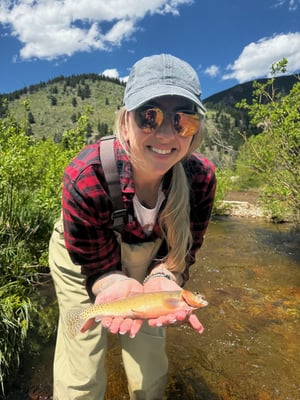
left=125, top=84, right=206, bottom=114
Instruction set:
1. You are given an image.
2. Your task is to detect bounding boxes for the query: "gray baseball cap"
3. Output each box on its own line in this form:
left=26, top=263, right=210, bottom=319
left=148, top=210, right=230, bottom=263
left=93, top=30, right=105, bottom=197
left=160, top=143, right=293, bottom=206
left=124, top=54, right=206, bottom=114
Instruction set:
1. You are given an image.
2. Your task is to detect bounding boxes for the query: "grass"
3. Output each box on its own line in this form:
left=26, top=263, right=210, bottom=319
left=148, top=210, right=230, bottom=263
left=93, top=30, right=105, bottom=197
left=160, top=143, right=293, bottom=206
left=8, top=79, right=125, bottom=139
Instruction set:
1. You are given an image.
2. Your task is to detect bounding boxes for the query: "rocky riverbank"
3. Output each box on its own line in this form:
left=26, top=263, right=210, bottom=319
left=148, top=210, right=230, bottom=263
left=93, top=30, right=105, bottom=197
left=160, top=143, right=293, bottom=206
left=217, top=190, right=268, bottom=219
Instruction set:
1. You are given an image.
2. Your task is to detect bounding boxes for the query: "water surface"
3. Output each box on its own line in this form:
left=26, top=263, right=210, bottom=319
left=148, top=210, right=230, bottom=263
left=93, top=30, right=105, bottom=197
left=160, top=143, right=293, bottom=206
left=165, top=217, right=300, bottom=400
left=7, top=217, right=300, bottom=400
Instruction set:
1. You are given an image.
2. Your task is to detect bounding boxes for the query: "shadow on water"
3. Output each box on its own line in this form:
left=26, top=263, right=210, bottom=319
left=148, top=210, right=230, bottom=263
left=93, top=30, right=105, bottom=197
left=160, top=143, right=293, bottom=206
left=4, top=216, right=300, bottom=400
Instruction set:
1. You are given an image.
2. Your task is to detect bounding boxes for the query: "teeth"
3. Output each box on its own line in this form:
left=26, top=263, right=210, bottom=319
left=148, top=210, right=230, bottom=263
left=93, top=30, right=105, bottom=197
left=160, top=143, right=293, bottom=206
left=151, top=147, right=172, bottom=155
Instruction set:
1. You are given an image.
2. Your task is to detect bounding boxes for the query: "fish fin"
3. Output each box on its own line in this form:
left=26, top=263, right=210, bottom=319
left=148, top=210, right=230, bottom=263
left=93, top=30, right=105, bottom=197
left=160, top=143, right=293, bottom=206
left=65, top=307, right=89, bottom=339
left=80, top=318, right=97, bottom=333
left=130, top=308, right=146, bottom=317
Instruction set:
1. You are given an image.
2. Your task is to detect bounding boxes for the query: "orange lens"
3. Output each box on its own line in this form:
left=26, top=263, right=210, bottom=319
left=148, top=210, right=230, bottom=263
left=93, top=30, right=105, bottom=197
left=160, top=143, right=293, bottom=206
left=174, top=112, right=201, bottom=137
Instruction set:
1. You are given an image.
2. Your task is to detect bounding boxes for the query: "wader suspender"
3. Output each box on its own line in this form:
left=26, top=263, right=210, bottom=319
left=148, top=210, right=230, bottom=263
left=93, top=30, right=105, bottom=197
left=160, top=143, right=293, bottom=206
left=99, top=136, right=127, bottom=232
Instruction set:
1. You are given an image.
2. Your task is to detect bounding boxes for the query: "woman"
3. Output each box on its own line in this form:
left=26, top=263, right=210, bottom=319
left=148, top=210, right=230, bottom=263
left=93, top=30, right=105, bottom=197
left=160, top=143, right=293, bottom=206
left=49, top=53, right=216, bottom=400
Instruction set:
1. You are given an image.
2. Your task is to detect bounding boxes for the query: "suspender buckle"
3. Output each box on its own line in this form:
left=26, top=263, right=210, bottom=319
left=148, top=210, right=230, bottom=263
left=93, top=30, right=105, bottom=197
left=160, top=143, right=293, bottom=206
left=111, top=209, right=127, bottom=232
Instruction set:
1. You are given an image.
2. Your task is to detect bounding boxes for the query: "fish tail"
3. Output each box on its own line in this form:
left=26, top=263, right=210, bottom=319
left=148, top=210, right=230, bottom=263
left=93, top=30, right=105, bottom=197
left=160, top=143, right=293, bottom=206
left=65, top=308, right=87, bottom=339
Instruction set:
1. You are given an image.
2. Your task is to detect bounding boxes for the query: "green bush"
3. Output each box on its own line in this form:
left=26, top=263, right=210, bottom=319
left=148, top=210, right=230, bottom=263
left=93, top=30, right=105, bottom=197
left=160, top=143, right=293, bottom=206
left=236, top=59, right=300, bottom=224
left=0, top=282, right=32, bottom=394
left=0, top=106, right=88, bottom=394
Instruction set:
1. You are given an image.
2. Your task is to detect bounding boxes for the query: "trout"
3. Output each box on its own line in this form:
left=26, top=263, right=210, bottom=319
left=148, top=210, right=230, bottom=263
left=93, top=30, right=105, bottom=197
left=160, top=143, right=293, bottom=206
left=66, top=289, right=208, bottom=339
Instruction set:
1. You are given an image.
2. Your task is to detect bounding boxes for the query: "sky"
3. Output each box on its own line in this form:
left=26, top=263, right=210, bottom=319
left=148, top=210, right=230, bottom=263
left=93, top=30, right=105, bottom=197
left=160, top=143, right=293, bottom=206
left=0, top=0, right=299, bottom=99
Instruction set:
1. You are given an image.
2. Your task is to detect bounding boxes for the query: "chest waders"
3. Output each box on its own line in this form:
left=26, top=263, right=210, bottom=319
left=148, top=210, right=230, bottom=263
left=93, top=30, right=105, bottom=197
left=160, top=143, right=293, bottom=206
left=49, top=137, right=168, bottom=400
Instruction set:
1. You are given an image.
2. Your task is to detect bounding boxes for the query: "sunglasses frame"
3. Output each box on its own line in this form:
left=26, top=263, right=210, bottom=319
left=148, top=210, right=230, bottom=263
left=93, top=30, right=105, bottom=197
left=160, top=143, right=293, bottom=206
left=133, top=105, right=202, bottom=137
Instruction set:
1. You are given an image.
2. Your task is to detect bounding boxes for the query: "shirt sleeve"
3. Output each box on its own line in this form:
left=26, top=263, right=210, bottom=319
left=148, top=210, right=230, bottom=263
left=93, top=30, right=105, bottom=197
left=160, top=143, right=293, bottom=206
left=62, top=145, right=122, bottom=285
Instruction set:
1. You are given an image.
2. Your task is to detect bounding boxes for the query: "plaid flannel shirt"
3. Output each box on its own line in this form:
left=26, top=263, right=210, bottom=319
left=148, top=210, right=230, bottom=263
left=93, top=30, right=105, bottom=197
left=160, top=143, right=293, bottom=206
left=62, top=138, right=216, bottom=293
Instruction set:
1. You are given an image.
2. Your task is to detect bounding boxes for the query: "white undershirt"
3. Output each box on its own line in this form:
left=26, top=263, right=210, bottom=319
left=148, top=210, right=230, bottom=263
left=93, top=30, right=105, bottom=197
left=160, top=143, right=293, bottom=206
left=133, top=186, right=165, bottom=236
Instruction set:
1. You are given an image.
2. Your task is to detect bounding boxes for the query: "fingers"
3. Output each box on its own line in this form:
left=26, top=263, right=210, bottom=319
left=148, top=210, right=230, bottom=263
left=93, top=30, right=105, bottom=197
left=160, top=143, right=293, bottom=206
left=119, top=318, right=133, bottom=335
left=173, top=310, right=188, bottom=322
left=101, top=316, right=113, bottom=329
left=148, top=308, right=191, bottom=327
left=101, top=316, right=125, bottom=334
left=129, top=319, right=143, bottom=338
left=148, top=312, right=205, bottom=334
left=188, top=314, right=204, bottom=333
left=97, top=313, right=204, bottom=335
left=148, top=313, right=178, bottom=327
left=100, top=316, right=143, bottom=337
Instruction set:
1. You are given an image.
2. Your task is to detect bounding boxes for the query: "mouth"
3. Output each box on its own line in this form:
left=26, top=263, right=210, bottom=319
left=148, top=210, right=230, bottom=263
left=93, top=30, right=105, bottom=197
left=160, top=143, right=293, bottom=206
left=148, top=146, right=174, bottom=155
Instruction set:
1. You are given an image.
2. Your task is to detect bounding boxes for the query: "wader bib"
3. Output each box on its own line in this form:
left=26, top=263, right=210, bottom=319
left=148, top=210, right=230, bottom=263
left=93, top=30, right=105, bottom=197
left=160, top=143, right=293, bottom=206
left=49, top=218, right=168, bottom=400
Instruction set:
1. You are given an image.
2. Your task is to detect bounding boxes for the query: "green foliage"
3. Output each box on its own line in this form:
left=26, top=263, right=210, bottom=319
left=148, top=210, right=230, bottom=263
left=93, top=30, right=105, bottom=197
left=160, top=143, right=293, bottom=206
left=212, top=168, right=234, bottom=214
left=62, top=108, right=93, bottom=153
left=203, top=74, right=298, bottom=159
left=0, top=103, right=89, bottom=394
left=215, top=169, right=234, bottom=202
left=0, top=282, right=32, bottom=394
left=236, top=59, right=300, bottom=224
left=200, top=110, right=240, bottom=170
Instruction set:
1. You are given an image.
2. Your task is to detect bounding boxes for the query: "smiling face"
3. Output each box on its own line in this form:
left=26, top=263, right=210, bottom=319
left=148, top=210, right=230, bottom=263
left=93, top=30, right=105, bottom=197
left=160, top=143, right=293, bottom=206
left=123, top=96, right=198, bottom=181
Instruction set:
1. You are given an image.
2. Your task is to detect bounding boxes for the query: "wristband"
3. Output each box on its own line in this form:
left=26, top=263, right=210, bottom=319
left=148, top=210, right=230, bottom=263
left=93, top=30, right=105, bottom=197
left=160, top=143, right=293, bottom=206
left=143, top=272, right=174, bottom=284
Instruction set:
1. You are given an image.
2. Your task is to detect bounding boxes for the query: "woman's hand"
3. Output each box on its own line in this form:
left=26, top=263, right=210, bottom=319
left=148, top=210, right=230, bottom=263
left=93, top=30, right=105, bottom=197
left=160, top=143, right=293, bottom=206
left=143, top=276, right=205, bottom=333
left=94, top=276, right=144, bottom=338
left=89, top=271, right=204, bottom=337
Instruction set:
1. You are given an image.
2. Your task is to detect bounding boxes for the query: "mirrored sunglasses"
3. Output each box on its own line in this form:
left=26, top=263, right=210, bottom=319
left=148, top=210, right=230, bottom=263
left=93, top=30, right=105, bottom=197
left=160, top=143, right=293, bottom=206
left=134, top=106, right=201, bottom=137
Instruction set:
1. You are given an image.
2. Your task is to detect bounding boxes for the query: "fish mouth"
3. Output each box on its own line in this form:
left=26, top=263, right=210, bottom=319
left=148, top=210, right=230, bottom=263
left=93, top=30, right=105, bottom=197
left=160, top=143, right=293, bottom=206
left=181, top=290, right=208, bottom=308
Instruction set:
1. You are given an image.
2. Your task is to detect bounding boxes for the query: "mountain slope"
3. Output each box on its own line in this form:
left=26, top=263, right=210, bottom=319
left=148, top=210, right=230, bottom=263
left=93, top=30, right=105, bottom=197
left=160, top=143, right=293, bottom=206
left=1, top=73, right=297, bottom=168
left=1, top=74, right=125, bottom=140
left=203, top=75, right=298, bottom=106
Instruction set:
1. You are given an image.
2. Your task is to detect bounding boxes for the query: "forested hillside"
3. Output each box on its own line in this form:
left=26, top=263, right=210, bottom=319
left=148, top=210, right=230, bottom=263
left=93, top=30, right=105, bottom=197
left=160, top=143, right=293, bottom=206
left=0, top=73, right=297, bottom=169
left=204, top=75, right=298, bottom=106
left=0, top=74, right=125, bottom=141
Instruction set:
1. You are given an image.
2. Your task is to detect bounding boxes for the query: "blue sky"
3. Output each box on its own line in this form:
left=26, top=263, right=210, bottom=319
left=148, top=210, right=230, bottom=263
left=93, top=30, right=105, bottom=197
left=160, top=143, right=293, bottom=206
left=0, top=0, right=299, bottom=99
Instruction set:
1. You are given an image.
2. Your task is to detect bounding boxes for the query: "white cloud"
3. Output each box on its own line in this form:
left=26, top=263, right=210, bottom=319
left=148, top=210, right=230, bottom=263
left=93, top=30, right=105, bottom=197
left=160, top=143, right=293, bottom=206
left=204, top=65, right=220, bottom=78
left=102, top=69, right=119, bottom=79
left=274, top=0, right=300, bottom=11
left=101, top=68, right=128, bottom=82
left=0, top=0, right=193, bottom=60
left=223, top=33, right=300, bottom=83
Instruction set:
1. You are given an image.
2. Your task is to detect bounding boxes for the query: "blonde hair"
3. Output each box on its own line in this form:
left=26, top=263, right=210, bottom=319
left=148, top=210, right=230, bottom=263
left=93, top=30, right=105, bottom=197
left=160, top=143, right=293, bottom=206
left=115, top=107, right=203, bottom=273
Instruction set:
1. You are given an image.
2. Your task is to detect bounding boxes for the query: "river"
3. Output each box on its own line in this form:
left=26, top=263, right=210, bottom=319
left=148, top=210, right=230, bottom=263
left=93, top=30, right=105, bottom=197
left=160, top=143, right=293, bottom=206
left=6, top=216, right=300, bottom=400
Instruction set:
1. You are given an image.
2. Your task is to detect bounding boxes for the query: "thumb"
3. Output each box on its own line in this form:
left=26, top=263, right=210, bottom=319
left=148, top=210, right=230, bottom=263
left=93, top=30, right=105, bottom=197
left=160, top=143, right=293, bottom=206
left=188, top=314, right=204, bottom=333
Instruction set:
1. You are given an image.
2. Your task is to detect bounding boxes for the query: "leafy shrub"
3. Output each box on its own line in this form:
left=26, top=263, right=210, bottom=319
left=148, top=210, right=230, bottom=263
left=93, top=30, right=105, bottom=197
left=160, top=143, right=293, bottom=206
left=236, top=60, right=300, bottom=224
left=0, top=282, right=32, bottom=394
left=0, top=106, right=88, bottom=394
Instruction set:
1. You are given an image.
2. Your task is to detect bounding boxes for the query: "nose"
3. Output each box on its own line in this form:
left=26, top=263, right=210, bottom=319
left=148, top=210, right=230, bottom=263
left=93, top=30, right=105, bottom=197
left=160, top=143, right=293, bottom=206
left=155, top=113, right=175, bottom=138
